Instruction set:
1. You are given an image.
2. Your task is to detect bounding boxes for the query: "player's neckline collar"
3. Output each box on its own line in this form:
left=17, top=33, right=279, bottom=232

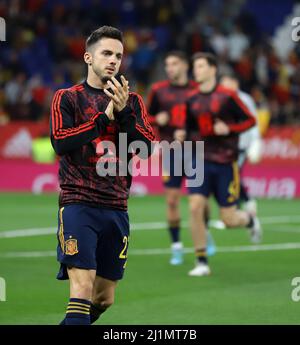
left=84, top=81, right=105, bottom=93
left=199, top=83, right=218, bottom=95
left=170, top=81, right=190, bottom=88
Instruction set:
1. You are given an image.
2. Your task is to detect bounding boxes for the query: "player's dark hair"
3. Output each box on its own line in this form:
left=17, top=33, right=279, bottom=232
left=219, top=71, right=241, bottom=86
left=86, top=26, right=123, bottom=50
left=165, top=50, right=188, bottom=63
left=192, top=52, right=218, bottom=68
left=220, top=71, right=239, bottom=81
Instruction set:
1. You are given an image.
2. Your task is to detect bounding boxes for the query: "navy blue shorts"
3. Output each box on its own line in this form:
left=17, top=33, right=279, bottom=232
left=162, top=147, right=185, bottom=188
left=187, top=159, right=240, bottom=207
left=56, top=204, right=130, bottom=281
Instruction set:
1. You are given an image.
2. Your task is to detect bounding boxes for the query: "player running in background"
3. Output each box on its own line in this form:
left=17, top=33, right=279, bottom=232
left=220, top=73, right=262, bottom=214
left=180, top=52, right=262, bottom=277
left=147, top=51, right=215, bottom=265
left=50, top=26, right=155, bottom=325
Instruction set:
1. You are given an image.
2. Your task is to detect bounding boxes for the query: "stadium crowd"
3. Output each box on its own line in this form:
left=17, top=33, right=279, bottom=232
left=0, top=0, right=299, bottom=125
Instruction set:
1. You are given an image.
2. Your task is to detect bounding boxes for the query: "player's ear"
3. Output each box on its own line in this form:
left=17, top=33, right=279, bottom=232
left=84, top=51, right=92, bottom=65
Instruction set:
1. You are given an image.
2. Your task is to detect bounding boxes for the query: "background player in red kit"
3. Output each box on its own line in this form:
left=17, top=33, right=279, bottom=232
left=180, top=52, right=262, bottom=277
left=50, top=26, right=155, bottom=324
left=147, top=51, right=215, bottom=265
left=220, top=73, right=262, bottom=215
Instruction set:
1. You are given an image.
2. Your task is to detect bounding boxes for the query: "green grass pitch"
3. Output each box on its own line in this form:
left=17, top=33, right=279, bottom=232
left=0, top=192, right=300, bottom=324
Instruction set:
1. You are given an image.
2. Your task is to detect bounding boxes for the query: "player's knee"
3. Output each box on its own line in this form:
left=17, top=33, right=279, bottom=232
left=189, top=199, right=205, bottom=217
left=189, top=202, right=199, bottom=217
left=220, top=213, right=237, bottom=228
left=167, top=197, right=178, bottom=211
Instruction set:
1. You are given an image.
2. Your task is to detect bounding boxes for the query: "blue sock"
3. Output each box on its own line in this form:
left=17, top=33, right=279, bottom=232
left=64, top=298, right=91, bottom=325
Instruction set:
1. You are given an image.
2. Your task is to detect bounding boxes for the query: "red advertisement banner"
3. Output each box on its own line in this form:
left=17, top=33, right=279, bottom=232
left=0, top=123, right=299, bottom=197
left=262, top=127, right=300, bottom=165
left=0, top=121, right=48, bottom=160
left=0, top=160, right=299, bottom=198
left=1, top=123, right=300, bottom=164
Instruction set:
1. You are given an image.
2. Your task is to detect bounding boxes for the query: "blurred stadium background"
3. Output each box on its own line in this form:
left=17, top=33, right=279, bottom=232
left=0, top=0, right=300, bottom=324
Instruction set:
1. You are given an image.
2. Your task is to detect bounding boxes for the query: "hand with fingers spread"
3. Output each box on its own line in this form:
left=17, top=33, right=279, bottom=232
left=104, top=75, right=129, bottom=112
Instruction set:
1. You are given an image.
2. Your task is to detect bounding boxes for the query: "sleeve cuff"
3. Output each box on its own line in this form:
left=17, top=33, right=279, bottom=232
left=115, top=106, right=136, bottom=127
left=115, top=105, right=132, bottom=116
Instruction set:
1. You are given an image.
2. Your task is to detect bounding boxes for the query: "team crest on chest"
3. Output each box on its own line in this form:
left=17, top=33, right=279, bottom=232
left=65, top=239, right=79, bottom=255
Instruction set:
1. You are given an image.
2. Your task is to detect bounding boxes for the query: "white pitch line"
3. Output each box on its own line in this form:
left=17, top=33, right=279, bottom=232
left=0, top=227, right=56, bottom=238
left=0, top=215, right=300, bottom=239
left=265, top=227, right=300, bottom=234
left=1, top=250, right=57, bottom=258
left=1, top=242, right=300, bottom=259
left=259, top=215, right=300, bottom=224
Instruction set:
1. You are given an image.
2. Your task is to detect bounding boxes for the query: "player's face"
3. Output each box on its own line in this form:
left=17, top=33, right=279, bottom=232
left=88, top=38, right=123, bottom=83
left=165, top=56, right=188, bottom=82
left=193, top=58, right=216, bottom=84
left=220, top=76, right=239, bottom=91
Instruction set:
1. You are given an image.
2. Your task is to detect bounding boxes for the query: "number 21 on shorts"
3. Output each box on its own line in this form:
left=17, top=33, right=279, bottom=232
left=119, top=236, right=129, bottom=268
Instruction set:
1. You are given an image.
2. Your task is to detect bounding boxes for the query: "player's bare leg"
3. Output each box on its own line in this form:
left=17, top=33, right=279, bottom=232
left=220, top=205, right=262, bottom=243
left=189, top=194, right=207, bottom=251
left=188, top=194, right=211, bottom=276
left=60, top=267, right=96, bottom=325
left=68, top=267, right=96, bottom=300
left=204, top=202, right=217, bottom=256
left=166, top=187, right=183, bottom=265
left=90, top=276, right=118, bottom=324
left=220, top=205, right=249, bottom=227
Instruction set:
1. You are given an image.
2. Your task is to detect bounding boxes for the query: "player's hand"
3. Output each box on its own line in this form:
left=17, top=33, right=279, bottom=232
left=156, top=111, right=169, bottom=126
left=104, top=100, right=114, bottom=121
left=104, top=75, right=129, bottom=112
left=174, top=129, right=186, bottom=142
left=213, top=119, right=230, bottom=136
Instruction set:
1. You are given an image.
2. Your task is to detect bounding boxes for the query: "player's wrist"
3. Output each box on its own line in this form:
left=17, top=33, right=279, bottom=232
left=114, top=106, right=135, bottom=126
left=115, top=105, right=132, bottom=116
left=115, top=107, right=136, bottom=132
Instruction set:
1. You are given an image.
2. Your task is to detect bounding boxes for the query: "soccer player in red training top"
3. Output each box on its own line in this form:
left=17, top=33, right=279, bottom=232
left=50, top=26, right=155, bottom=325
left=180, top=52, right=262, bottom=277
left=147, top=51, right=216, bottom=265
